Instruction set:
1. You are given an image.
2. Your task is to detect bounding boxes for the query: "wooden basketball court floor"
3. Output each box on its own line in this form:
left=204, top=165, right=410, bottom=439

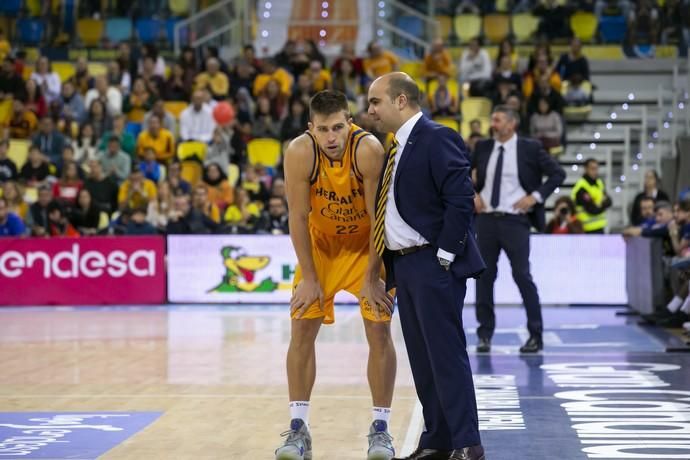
left=1, top=304, right=690, bottom=460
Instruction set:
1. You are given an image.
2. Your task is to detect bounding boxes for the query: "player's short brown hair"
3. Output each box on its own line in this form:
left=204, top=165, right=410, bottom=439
left=309, top=90, right=349, bottom=121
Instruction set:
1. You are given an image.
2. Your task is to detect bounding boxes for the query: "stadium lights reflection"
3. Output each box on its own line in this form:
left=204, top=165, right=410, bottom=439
left=261, top=30, right=269, bottom=37
left=652, top=131, right=659, bottom=138
left=594, top=132, right=601, bottom=139
left=622, top=103, right=629, bottom=110
left=648, top=142, right=654, bottom=149
left=263, top=11, right=270, bottom=18
left=606, top=122, right=613, bottom=129
left=632, top=164, right=639, bottom=171
left=628, top=93, right=635, bottom=100
left=322, top=1, right=329, bottom=7
left=572, top=165, right=578, bottom=171
left=378, top=1, right=385, bottom=7
left=377, top=29, right=384, bottom=36
left=321, top=11, right=328, bottom=18
left=615, top=186, right=621, bottom=193
left=554, top=187, right=560, bottom=194
left=620, top=175, right=626, bottom=182
left=589, top=143, right=596, bottom=149
left=679, top=102, right=686, bottom=109
left=636, top=152, right=643, bottom=160
left=379, top=10, right=385, bottom=17
left=265, top=1, right=271, bottom=8
left=576, top=153, right=583, bottom=160
left=610, top=112, right=618, bottom=119
left=320, top=29, right=327, bottom=37
left=664, top=121, right=670, bottom=128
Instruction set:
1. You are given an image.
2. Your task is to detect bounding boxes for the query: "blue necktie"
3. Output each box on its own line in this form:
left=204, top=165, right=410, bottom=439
left=490, top=145, right=504, bottom=209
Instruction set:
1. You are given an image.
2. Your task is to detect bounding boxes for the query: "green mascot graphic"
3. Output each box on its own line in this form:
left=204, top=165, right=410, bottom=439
left=210, top=246, right=280, bottom=293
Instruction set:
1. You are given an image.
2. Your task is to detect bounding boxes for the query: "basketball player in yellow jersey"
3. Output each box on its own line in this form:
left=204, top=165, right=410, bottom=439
left=274, top=91, right=396, bottom=460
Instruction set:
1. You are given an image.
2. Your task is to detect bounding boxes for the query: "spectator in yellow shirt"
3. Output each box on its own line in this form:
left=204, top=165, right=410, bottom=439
left=423, top=38, right=455, bottom=81
left=3, top=99, right=38, bottom=140
left=253, top=58, right=294, bottom=97
left=363, top=40, right=400, bottom=80
left=136, top=114, right=175, bottom=163
left=195, top=58, right=230, bottom=100
left=118, top=168, right=158, bottom=211
left=523, top=53, right=562, bottom=100
left=308, top=60, right=332, bottom=92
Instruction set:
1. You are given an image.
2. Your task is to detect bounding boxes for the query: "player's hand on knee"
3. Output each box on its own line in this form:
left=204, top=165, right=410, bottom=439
left=291, top=278, right=324, bottom=318
left=360, top=278, right=394, bottom=319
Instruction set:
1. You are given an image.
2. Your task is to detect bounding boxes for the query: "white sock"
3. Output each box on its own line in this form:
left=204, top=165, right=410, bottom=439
left=289, top=401, right=310, bottom=426
left=680, top=296, right=690, bottom=314
left=667, top=295, right=684, bottom=313
left=372, top=407, right=391, bottom=424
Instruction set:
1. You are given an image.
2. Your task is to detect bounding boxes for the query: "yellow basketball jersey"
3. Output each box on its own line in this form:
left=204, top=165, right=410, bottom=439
left=306, top=124, right=372, bottom=237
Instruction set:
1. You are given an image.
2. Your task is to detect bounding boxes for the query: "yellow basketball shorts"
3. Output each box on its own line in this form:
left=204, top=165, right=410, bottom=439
left=291, top=227, right=392, bottom=324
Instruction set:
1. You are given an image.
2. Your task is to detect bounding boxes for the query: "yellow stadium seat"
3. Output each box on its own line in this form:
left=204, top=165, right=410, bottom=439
left=461, top=97, right=492, bottom=121
left=570, top=12, right=598, bottom=43
left=435, top=15, right=453, bottom=41
left=77, top=19, right=104, bottom=47
left=561, top=80, right=593, bottom=121
left=98, top=212, right=110, bottom=231
left=8, top=139, right=30, bottom=170
left=511, top=14, right=540, bottom=43
left=87, top=63, right=108, bottom=77
left=228, top=163, right=240, bottom=187
left=169, top=0, right=190, bottom=16
left=180, top=160, right=202, bottom=186
left=22, top=65, right=34, bottom=80
left=23, top=186, right=38, bottom=204
left=427, top=78, right=460, bottom=102
left=26, top=0, right=42, bottom=16
left=177, top=141, right=207, bottom=161
left=454, top=14, right=481, bottom=44
left=461, top=116, right=490, bottom=138
left=53, top=62, right=76, bottom=83
left=434, top=117, right=459, bottom=131
left=400, top=61, right=424, bottom=81
left=0, top=99, right=12, bottom=125
left=247, top=138, right=282, bottom=167
left=483, top=14, right=510, bottom=44
left=495, top=0, right=510, bottom=12
left=164, top=101, right=188, bottom=119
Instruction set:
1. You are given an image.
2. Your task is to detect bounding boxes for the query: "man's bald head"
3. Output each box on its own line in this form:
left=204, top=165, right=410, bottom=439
left=367, top=72, right=421, bottom=134
left=377, top=72, right=421, bottom=109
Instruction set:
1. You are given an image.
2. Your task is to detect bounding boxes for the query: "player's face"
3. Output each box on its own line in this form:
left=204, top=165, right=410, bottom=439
left=308, top=111, right=351, bottom=158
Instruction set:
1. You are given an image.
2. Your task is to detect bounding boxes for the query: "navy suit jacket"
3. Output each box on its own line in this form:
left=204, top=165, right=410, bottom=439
left=472, top=137, right=565, bottom=232
left=379, top=115, right=486, bottom=289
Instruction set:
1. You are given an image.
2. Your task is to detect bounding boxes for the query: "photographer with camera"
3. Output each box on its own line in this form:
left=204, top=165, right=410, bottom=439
left=545, top=196, right=584, bottom=234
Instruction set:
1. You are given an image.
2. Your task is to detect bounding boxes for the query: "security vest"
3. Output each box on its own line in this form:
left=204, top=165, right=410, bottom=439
left=571, top=176, right=607, bottom=232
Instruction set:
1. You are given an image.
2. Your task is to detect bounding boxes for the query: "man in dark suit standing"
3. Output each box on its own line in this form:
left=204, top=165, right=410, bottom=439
left=472, top=105, right=565, bottom=354
left=368, top=72, right=486, bottom=460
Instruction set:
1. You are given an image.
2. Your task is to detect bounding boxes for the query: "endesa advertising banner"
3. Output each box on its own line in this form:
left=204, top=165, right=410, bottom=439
left=0, top=237, right=166, bottom=306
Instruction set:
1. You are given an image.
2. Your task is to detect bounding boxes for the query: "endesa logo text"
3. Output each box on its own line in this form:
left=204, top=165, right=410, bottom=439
left=0, top=244, right=155, bottom=279
left=0, top=237, right=166, bottom=306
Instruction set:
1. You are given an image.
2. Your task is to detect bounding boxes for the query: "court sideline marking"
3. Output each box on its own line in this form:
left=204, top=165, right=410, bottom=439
left=400, top=399, right=423, bottom=456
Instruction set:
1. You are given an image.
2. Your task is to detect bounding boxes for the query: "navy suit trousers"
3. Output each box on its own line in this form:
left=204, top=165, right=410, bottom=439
left=393, top=246, right=481, bottom=450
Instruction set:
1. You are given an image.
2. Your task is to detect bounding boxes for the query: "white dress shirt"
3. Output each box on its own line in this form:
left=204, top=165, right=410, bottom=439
left=384, top=112, right=455, bottom=261
left=180, top=105, right=216, bottom=143
left=480, top=134, right=542, bottom=213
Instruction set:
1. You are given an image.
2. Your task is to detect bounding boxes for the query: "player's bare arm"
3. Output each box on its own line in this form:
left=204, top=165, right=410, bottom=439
left=284, top=134, right=324, bottom=317
left=356, top=135, right=394, bottom=315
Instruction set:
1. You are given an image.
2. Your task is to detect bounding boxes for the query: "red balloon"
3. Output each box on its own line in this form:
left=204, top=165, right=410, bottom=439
left=213, top=101, right=235, bottom=125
